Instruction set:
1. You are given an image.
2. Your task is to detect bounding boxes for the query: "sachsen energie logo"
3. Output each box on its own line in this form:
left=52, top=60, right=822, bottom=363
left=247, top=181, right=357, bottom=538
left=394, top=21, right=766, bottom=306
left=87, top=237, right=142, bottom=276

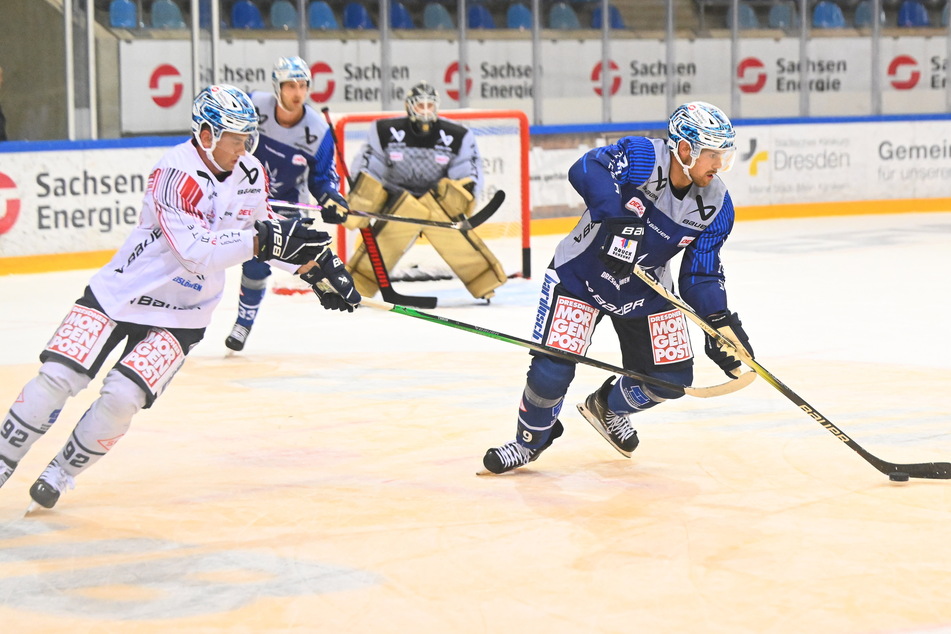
left=737, top=58, right=767, bottom=94
left=149, top=64, right=184, bottom=108
left=0, top=172, right=21, bottom=235
left=887, top=55, right=920, bottom=90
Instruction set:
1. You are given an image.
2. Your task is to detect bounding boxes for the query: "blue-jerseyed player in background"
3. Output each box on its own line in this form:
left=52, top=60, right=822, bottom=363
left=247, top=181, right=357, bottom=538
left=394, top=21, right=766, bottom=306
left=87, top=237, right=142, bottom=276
left=225, top=56, right=350, bottom=351
left=482, top=101, right=756, bottom=474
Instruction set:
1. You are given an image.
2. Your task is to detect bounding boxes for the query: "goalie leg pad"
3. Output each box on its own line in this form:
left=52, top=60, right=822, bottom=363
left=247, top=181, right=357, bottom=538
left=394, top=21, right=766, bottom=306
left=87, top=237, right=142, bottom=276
left=418, top=193, right=507, bottom=300
left=346, top=191, right=433, bottom=297
left=432, top=177, right=476, bottom=218
left=344, top=171, right=389, bottom=230
left=1, top=362, right=91, bottom=463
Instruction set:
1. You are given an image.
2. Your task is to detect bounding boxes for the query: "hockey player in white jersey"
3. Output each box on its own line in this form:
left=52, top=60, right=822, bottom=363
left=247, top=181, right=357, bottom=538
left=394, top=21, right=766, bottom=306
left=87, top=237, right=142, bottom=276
left=482, top=101, right=755, bottom=474
left=225, top=56, right=350, bottom=352
left=0, top=85, right=360, bottom=509
left=345, top=81, right=508, bottom=301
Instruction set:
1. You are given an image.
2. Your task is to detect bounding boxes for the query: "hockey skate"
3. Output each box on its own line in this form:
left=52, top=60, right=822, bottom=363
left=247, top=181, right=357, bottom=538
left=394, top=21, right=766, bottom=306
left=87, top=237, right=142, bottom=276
left=577, top=377, right=639, bottom=458
left=0, top=456, right=16, bottom=487
left=28, top=459, right=75, bottom=510
left=481, top=419, right=564, bottom=475
left=225, top=323, right=250, bottom=351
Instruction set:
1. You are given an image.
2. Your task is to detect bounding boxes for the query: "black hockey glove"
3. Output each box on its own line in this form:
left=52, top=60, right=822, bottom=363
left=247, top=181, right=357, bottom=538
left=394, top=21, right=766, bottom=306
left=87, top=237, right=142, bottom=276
left=704, top=311, right=753, bottom=378
left=254, top=217, right=331, bottom=265
left=300, top=249, right=362, bottom=312
left=598, top=216, right=645, bottom=279
left=317, top=189, right=349, bottom=225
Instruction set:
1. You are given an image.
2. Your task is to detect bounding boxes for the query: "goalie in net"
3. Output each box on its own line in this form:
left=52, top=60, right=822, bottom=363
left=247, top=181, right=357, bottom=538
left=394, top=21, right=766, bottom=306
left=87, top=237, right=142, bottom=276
left=344, top=81, right=508, bottom=301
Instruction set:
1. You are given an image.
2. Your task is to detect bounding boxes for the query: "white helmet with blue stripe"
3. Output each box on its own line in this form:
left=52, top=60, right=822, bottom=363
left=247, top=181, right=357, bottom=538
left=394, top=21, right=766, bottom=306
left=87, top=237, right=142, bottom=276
left=191, top=84, right=259, bottom=171
left=667, top=101, right=736, bottom=175
left=272, top=56, right=311, bottom=110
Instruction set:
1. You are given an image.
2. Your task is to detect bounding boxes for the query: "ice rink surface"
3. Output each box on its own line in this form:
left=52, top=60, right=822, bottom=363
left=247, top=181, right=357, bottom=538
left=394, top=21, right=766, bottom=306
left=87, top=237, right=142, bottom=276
left=1, top=212, right=950, bottom=633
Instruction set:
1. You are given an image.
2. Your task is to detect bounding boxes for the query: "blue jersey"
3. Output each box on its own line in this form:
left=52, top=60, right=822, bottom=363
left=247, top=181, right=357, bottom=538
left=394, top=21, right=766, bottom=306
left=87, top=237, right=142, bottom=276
left=249, top=92, right=343, bottom=205
left=552, top=136, right=735, bottom=319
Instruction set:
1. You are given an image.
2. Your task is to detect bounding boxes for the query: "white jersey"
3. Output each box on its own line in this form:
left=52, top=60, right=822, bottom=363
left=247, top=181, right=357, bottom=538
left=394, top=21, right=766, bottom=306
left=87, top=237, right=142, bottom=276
left=89, top=140, right=292, bottom=329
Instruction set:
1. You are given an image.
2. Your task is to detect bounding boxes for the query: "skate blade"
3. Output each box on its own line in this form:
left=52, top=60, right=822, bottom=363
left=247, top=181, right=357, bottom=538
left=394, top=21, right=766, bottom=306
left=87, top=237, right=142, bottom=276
left=576, top=403, right=633, bottom=458
left=24, top=501, right=41, bottom=516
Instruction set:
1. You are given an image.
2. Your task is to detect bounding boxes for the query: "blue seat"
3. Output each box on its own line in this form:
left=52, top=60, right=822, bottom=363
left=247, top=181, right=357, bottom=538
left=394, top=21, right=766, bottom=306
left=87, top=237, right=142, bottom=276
left=110, top=0, right=138, bottom=28
left=270, top=0, right=299, bottom=28
left=468, top=4, right=496, bottom=27
left=767, top=1, right=799, bottom=28
left=943, top=1, right=949, bottom=26
left=726, top=3, right=761, bottom=28
left=343, top=2, right=375, bottom=28
left=897, top=0, right=931, bottom=24
left=151, top=0, right=186, bottom=28
left=391, top=1, right=415, bottom=28
left=507, top=2, right=532, bottom=28
left=423, top=2, right=455, bottom=28
left=232, top=0, right=265, bottom=28
left=812, top=1, right=847, bottom=27
left=591, top=4, right=625, bottom=28
left=549, top=1, right=580, bottom=28
left=308, top=1, right=339, bottom=28
left=853, top=0, right=884, bottom=26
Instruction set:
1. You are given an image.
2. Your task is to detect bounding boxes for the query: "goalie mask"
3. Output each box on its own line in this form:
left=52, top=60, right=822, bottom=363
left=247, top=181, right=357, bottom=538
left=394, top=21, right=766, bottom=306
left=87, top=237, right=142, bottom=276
left=666, top=101, right=736, bottom=177
left=272, top=56, right=312, bottom=112
left=405, top=81, right=439, bottom=134
left=191, top=84, right=259, bottom=171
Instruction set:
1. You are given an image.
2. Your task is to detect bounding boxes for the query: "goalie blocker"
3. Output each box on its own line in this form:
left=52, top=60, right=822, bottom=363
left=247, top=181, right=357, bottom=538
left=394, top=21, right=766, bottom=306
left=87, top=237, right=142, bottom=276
left=345, top=173, right=507, bottom=300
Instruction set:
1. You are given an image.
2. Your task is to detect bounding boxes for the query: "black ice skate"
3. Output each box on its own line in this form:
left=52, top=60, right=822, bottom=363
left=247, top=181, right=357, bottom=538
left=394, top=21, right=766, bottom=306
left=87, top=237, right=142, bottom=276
left=577, top=377, right=639, bottom=458
left=481, top=419, right=564, bottom=475
left=0, top=455, right=17, bottom=488
left=28, top=459, right=75, bottom=510
left=225, top=323, right=250, bottom=351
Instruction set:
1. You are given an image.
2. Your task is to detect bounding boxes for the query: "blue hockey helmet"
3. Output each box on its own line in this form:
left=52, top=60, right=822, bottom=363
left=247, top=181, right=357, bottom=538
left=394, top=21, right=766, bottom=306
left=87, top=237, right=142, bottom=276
left=191, top=84, right=259, bottom=154
left=272, top=56, right=311, bottom=105
left=667, top=101, right=736, bottom=173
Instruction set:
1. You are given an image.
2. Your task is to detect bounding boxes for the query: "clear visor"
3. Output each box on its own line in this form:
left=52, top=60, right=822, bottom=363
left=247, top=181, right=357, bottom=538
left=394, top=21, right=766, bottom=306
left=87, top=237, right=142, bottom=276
left=698, top=147, right=736, bottom=172
left=242, top=130, right=259, bottom=154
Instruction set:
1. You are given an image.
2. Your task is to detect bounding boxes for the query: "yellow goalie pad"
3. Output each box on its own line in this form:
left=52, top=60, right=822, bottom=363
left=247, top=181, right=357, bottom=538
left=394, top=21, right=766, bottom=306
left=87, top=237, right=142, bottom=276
left=344, top=171, right=389, bottom=230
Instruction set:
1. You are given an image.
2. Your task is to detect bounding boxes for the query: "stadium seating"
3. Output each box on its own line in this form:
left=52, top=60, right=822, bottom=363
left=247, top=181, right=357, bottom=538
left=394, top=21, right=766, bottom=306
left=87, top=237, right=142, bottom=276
left=468, top=3, right=496, bottom=27
left=423, top=2, right=455, bottom=28
left=767, top=1, right=799, bottom=29
left=232, top=0, right=266, bottom=28
left=151, top=0, right=186, bottom=28
left=309, top=1, right=339, bottom=28
left=109, top=0, right=138, bottom=28
left=391, top=1, right=416, bottom=28
left=591, top=4, right=625, bottom=28
left=549, top=2, right=581, bottom=28
left=270, top=0, right=299, bottom=28
left=507, top=2, right=533, bottom=29
left=812, top=0, right=847, bottom=27
left=897, top=0, right=931, bottom=24
left=343, top=2, right=375, bottom=28
left=853, top=0, right=885, bottom=26
left=725, top=3, right=761, bottom=28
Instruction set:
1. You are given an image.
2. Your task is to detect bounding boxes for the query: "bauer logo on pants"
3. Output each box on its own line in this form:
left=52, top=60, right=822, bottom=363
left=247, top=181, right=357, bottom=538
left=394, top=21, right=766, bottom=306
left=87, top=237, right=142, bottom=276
left=649, top=309, right=693, bottom=365
left=545, top=296, right=596, bottom=355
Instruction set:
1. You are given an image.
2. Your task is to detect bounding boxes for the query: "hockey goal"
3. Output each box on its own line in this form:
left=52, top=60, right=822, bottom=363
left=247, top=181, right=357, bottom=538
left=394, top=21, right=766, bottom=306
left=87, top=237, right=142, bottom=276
left=334, top=108, right=531, bottom=283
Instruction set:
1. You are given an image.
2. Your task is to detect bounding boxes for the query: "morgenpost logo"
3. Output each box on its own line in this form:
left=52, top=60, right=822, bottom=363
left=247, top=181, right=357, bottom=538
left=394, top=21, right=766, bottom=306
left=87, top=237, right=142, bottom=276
left=887, top=55, right=920, bottom=90
left=591, top=61, right=621, bottom=96
left=149, top=64, right=184, bottom=108
left=0, top=172, right=21, bottom=235
left=737, top=58, right=767, bottom=94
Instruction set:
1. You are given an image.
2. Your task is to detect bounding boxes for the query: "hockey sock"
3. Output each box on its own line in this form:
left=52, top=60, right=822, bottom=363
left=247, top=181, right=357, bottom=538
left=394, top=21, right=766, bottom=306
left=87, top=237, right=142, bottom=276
left=1, top=362, right=90, bottom=463
left=607, top=376, right=665, bottom=416
left=516, top=384, right=564, bottom=449
left=236, top=279, right=267, bottom=329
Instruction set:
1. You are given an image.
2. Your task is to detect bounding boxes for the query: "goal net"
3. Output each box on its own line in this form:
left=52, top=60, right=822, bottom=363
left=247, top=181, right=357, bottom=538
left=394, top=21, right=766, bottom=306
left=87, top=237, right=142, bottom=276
left=335, top=109, right=531, bottom=283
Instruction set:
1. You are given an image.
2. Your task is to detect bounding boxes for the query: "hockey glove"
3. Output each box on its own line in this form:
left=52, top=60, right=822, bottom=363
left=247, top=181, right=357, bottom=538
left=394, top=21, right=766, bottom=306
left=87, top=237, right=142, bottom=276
left=300, top=249, right=362, bottom=312
left=598, top=216, right=646, bottom=278
left=254, top=217, right=331, bottom=265
left=317, top=189, right=349, bottom=225
left=704, top=311, right=753, bottom=378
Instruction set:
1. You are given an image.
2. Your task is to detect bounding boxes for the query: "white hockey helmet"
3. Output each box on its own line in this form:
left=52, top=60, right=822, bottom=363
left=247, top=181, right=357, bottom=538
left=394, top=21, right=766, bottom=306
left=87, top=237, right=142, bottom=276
left=405, top=81, right=439, bottom=132
left=272, top=56, right=311, bottom=108
left=191, top=85, right=259, bottom=169
left=666, top=101, right=736, bottom=174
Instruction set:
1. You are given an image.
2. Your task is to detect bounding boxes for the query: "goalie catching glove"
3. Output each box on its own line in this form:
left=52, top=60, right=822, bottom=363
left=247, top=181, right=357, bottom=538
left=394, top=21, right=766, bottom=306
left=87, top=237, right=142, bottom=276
left=254, top=217, right=331, bottom=265
left=598, top=216, right=646, bottom=278
left=705, top=311, right=753, bottom=378
left=300, top=249, right=362, bottom=312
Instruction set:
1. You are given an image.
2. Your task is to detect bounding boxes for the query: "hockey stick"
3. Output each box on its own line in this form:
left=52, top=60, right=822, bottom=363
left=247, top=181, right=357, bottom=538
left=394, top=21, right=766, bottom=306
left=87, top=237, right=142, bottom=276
left=632, top=265, right=951, bottom=480
left=321, top=107, right=437, bottom=309
left=268, top=193, right=504, bottom=231
left=361, top=299, right=756, bottom=399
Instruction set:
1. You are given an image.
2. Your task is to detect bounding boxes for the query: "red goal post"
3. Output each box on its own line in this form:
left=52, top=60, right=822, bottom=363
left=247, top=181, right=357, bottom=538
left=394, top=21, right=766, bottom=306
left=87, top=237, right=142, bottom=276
left=332, top=108, right=532, bottom=280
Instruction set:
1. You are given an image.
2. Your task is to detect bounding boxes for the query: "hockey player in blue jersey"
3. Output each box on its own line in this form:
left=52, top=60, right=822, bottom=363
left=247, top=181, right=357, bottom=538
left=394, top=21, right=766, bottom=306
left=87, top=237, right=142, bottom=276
left=482, top=101, right=755, bottom=474
left=225, top=56, right=351, bottom=351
